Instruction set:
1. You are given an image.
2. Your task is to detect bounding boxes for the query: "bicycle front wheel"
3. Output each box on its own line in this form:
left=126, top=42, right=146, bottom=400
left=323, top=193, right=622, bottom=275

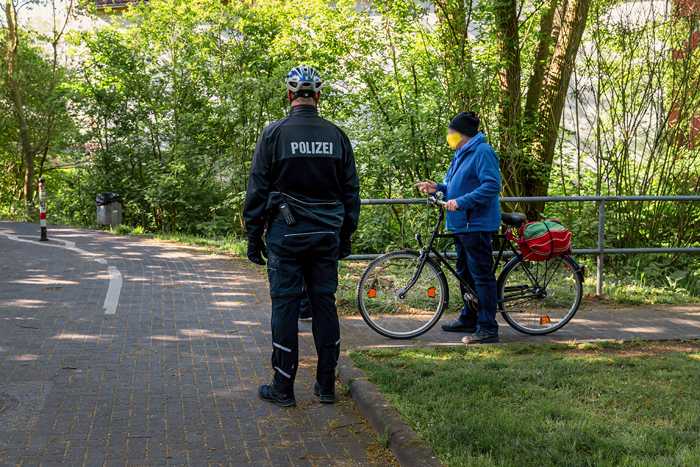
left=498, top=255, right=583, bottom=335
left=357, top=250, right=448, bottom=339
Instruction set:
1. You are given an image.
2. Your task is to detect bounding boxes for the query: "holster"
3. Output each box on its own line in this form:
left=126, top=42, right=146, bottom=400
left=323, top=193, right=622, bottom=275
left=266, top=191, right=344, bottom=231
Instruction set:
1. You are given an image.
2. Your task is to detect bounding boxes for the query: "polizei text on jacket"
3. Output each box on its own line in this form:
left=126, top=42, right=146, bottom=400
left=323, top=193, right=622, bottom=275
left=290, top=141, right=334, bottom=156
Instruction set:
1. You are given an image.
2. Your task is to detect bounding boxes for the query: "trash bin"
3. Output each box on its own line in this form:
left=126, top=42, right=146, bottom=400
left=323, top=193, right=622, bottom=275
left=96, top=192, right=123, bottom=227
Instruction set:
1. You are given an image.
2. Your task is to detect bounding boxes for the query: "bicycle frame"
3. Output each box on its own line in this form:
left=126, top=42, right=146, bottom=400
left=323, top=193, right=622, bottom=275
left=357, top=197, right=584, bottom=339
left=401, top=199, right=547, bottom=306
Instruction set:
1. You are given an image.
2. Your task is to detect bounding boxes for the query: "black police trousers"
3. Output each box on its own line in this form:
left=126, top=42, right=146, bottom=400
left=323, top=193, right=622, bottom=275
left=265, top=218, right=341, bottom=393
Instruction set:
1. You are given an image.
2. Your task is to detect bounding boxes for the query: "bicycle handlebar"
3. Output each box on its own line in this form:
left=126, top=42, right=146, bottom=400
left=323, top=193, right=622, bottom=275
left=428, top=193, right=447, bottom=208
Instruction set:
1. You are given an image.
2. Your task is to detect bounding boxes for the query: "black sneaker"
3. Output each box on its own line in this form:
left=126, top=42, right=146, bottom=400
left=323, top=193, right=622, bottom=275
left=462, top=331, right=499, bottom=345
left=258, top=384, right=296, bottom=407
left=441, top=318, right=477, bottom=333
left=313, top=382, right=336, bottom=404
left=299, top=298, right=312, bottom=320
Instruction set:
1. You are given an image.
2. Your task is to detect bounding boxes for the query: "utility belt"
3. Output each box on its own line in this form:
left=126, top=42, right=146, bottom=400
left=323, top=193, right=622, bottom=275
left=266, top=192, right=344, bottom=231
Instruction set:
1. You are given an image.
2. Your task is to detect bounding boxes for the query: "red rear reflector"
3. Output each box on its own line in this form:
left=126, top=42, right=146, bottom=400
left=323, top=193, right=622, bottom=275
left=367, top=288, right=377, bottom=298
left=427, top=287, right=437, bottom=298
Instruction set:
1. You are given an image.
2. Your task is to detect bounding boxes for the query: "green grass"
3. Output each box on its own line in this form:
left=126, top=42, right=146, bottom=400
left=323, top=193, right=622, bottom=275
left=594, top=279, right=699, bottom=305
left=351, top=340, right=700, bottom=467
left=336, top=257, right=700, bottom=312
left=62, top=222, right=700, bottom=306
left=337, top=260, right=370, bottom=314
left=109, top=224, right=248, bottom=257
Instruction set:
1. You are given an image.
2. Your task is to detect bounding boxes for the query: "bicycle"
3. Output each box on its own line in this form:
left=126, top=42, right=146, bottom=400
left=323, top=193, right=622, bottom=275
left=356, top=194, right=585, bottom=339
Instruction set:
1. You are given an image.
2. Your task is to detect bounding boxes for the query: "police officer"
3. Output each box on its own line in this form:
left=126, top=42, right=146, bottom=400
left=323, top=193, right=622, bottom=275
left=243, top=65, right=360, bottom=407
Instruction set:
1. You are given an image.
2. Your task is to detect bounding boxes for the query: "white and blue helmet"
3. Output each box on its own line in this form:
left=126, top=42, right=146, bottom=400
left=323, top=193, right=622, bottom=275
left=286, top=65, right=323, bottom=98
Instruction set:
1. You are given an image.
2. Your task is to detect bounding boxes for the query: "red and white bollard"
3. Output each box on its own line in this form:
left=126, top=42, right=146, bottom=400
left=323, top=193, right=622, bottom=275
left=38, top=177, right=48, bottom=241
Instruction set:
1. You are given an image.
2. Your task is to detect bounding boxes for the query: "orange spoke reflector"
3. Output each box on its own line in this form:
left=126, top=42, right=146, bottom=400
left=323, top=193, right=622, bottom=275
left=367, top=288, right=377, bottom=298
left=427, top=287, right=437, bottom=298
left=539, top=315, right=551, bottom=325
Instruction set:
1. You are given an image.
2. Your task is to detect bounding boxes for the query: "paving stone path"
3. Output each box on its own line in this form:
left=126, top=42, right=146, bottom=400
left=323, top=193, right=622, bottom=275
left=2, top=221, right=699, bottom=466
left=0, top=222, right=394, bottom=467
left=341, top=295, right=700, bottom=348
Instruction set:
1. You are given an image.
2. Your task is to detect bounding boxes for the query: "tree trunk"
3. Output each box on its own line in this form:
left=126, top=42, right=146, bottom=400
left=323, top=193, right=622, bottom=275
left=483, top=0, right=592, bottom=216
left=528, top=0, right=592, bottom=199
left=523, top=0, right=560, bottom=132
left=493, top=0, right=522, bottom=198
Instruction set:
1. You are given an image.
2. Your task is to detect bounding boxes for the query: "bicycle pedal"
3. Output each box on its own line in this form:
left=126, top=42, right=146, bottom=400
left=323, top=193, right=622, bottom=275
left=463, top=293, right=479, bottom=305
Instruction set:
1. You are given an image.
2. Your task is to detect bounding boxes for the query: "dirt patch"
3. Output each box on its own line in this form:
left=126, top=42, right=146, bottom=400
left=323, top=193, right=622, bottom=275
left=366, top=441, right=400, bottom=466
left=298, top=356, right=316, bottom=369
left=563, top=340, right=700, bottom=358
left=337, top=302, right=357, bottom=316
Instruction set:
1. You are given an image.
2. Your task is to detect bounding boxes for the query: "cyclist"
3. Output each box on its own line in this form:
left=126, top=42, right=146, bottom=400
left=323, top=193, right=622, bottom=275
left=416, top=111, right=501, bottom=344
left=243, top=65, right=361, bottom=406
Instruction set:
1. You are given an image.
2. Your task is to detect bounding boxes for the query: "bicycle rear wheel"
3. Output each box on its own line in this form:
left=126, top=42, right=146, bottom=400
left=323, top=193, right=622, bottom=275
left=357, top=250, right=448, bottom=339
left=498, top=255, right=583, bottom=335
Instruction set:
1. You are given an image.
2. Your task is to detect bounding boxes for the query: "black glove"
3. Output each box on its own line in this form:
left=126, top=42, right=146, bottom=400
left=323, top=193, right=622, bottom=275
left=247, top=236, right=267, bottom=265
left=338, top=236, right=352, bottom=260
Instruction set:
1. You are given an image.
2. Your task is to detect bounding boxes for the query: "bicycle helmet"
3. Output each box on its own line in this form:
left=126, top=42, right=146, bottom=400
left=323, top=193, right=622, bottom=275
left=285, top=65, right=323, bottom=99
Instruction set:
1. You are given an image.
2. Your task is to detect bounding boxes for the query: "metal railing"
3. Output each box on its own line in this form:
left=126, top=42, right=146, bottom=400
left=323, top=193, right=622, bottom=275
left=347, top=195, right=700, bottom=296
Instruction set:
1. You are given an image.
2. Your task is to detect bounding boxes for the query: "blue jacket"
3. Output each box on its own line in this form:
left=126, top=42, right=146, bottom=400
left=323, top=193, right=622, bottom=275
left=437, top=132, right=501, bottom=233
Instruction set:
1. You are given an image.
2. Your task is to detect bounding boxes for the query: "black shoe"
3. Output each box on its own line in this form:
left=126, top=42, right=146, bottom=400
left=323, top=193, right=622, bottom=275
left=462, top=331, right=499, bottom=345
left=441, top=318, right=477, bottom=333
left=259, top=384, right=296, bottom=407
left=299, top=298, right=312, bottom=320
left=313, top=382, right=336, bottom=404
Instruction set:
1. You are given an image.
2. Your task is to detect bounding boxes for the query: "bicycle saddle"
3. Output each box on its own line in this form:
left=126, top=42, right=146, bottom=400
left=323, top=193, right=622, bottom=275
left=501, top=212, right=527, bottom=227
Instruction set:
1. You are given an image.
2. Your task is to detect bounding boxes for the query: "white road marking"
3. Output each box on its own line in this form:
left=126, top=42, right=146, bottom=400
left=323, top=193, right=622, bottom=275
left=103, top=266, right=122, bottom=315
left=0, top=232, right=95, bottom=258
left=0, top=230, right=124, bottom=315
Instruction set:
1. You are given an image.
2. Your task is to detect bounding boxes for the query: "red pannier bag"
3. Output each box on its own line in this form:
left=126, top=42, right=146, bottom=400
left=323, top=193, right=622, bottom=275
left=507, top=219, right=573, bottom=261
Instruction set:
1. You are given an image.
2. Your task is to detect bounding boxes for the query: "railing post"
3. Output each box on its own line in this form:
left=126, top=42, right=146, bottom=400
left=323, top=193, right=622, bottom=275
left=38, top=177, right=48, bottom=242
left=596, top=199, right=605, bottom=296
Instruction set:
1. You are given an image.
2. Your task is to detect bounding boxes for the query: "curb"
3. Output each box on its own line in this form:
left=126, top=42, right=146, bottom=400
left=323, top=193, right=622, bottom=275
left=337, top=358, right=442, bottom=467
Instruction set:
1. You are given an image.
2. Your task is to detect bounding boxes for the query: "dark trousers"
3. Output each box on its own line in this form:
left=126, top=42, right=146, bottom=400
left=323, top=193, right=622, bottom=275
left=455, top=231, right=499, bottom=335
left=266, top=219, right=341, bottom=393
